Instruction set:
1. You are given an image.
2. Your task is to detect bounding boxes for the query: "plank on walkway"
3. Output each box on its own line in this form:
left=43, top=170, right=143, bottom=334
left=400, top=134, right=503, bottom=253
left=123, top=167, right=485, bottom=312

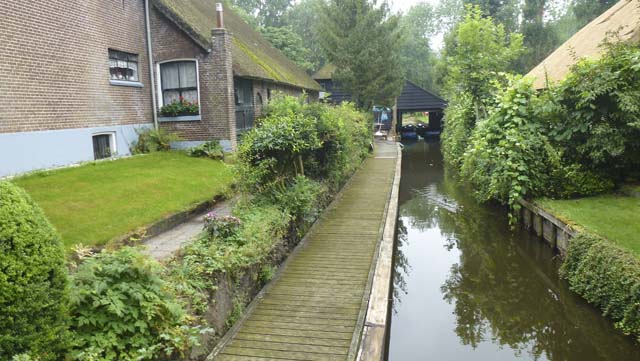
left=211, top=142, right=398, bottom=361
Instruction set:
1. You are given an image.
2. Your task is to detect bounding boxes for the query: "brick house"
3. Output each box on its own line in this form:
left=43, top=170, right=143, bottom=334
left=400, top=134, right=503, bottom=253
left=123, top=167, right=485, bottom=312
left=0, top=0, right=321, bottom=177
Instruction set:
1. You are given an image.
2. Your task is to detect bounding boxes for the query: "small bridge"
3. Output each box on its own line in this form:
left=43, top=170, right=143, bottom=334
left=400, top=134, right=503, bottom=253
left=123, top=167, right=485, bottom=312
left=208, top=141, right=400, bottom=361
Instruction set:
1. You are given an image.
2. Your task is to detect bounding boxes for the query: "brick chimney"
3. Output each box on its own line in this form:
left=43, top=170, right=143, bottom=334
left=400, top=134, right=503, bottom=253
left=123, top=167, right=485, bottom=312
left=210, top=3, right=237, bottom=150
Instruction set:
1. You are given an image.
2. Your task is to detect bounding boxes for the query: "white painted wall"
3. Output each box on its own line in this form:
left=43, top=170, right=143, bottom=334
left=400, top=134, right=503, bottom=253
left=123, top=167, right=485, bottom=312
left=0, top=124, right=152, bottom=178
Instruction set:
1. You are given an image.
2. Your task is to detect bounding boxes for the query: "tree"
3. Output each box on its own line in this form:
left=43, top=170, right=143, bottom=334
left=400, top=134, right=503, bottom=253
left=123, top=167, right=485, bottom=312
left=441, top=5, right=524, bottom=120
left=230, top=0, right=292, bottom=27
left=319, top=0, right=405, bottom=109
left=284, top=0, right=327, bottom=73
left=571, top=0, right=617, bottom=28
left=260, top=26, right=315, bottom=72
left=515, top=0, right=560, bottom=72
left=398, top=3, right=438, bottom=92
left=464, top=0, right=521, bottom=33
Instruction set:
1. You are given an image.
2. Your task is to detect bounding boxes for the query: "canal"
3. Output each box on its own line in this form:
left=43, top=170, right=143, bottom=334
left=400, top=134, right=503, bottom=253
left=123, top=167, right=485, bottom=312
left=387, top=140, right=640, bottom=361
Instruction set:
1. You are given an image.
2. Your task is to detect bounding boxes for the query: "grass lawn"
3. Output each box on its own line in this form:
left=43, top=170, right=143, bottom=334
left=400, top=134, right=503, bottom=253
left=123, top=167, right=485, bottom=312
left=536, top=194, right=640, bottom=257
left=12, top=152, right=234, bottom=249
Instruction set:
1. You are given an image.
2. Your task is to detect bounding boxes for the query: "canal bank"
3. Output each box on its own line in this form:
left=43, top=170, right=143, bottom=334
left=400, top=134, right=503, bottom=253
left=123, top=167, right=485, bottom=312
left=208, top=141, right=401, bottom=360
left=388, top=140, right=639, bottom=361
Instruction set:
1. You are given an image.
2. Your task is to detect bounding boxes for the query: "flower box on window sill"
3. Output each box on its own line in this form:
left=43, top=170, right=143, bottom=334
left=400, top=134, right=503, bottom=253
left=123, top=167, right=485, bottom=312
left=158, top=115, right=201, bottom=122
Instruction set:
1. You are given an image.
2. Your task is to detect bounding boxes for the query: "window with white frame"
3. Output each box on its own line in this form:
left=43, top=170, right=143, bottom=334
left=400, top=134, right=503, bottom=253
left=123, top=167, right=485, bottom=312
left=92, top=132, right=116, bottom=160
left=109, top=49, right=139, bottom=82
left=159, top=60, right=199, bottom=106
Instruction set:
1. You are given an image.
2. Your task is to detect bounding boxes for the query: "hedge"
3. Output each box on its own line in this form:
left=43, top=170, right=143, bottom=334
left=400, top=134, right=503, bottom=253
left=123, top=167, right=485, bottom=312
left=560, top=233, right=640, bottom=340
left=0, top=181, right=69, bottom=360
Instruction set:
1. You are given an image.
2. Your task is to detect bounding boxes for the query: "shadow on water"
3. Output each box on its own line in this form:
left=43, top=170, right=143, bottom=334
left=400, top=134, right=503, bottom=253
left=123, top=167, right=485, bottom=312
left=388, top=139, right=640, bottom=361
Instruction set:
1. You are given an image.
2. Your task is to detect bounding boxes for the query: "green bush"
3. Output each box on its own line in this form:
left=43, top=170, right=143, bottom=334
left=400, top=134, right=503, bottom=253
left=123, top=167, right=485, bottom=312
left=269, top=175, right=327, bottom=224
left=189, top=140, right=224, bottom=160
left=441, top=92, right=475, bottom=170
left=550, top=42, right=640, bottom=180
left=0, top=181, right=69, bottom=360
left=560, top=233, right=640, bottom=340
left=131, top=128, right=180, bottom=154
left=239, top=96, right=370, bottom=193
left=461, top=78, right=560, bottom=222
left=314, top=102, right=371, bottom=189
left=69, top=247, right=197, bottom=360
left=237, top=109, right=321, bottom=192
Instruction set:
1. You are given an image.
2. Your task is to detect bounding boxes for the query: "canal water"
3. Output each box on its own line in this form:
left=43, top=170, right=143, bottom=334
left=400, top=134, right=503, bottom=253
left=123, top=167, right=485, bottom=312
left=387, top=140, right=640, bottom=361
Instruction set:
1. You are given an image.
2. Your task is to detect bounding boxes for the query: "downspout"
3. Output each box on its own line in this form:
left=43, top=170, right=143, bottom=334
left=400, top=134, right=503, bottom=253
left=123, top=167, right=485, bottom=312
left=145, top=0, right=159, bottom=130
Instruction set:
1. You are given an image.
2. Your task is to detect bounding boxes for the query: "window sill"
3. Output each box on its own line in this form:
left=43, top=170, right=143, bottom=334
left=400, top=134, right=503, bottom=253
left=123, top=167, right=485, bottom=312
left=158, top=115, right=201, bottom=122
left=110, top=80, right=144, bottom=88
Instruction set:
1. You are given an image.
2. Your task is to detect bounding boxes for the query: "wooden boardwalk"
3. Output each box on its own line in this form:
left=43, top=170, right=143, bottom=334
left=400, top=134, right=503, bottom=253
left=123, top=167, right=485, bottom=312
left=209, top=142, right=399, bottom=361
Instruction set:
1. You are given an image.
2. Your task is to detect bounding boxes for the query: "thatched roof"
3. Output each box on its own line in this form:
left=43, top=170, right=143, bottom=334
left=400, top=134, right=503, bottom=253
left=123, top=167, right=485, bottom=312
left=313, top=64, right=337, bottom=80
left=151, top=0, right=322, bottom=91
left=527, top=0, right=640, bottom=89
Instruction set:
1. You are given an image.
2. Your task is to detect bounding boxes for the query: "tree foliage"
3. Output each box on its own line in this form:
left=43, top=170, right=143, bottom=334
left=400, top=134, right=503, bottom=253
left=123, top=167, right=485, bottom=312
left=319, top=0, right=405, bottom=109
left=260, top=26, right=315, bottom=72
left=456, top=42, right=639, bottom=220
left=398, top=3, right=438, bottom=91
left=0, top=182, right=69, bottom=360
left=442, top=5, right=524, bottom=117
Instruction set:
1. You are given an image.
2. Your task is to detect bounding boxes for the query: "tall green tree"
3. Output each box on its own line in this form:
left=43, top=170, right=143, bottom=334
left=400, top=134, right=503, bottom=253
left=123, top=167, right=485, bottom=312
left=442, top=5, right=524, bottom=119
left=571, top=0, right=617, bottom=28
left=399, top=3, right=438, bottom=92
left=517, top=0, right=560, bottom=72
left=319, top=0, right=405, bottom=109
left=464, top=0, right=521, bottom=33
left=284, top=0, right=327, bottom=72
left=260, top=26, right=315, bottom=72
left=230, top=0, right=292, bottom=27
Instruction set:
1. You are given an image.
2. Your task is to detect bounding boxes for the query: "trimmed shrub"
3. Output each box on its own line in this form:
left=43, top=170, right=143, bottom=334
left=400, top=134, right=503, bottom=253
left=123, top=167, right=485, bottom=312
left=69, top=247, right=197, bottom=360
left=560, top=233, right=640, bottom=340
left=0, top=181, right=69, bottom=360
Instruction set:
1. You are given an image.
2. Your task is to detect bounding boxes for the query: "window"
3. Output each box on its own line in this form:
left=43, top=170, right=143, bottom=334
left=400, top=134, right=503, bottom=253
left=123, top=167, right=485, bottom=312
left=109, top=49, right=139, bottom=82
left=92, top=133, right=115, bottom=160
left=159, top=60, right=199, bottom=106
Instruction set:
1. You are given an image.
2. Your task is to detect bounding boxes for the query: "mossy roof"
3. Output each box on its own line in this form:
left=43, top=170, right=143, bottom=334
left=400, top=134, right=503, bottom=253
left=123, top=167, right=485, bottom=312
left=151, top=0, right=322, bottom=91
left=527, top=0, right=640, bottom=89
left=313, top=64, right=337, bottom=80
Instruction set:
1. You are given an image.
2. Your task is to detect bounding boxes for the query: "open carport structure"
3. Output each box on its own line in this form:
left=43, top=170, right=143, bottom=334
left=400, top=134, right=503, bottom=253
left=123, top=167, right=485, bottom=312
left=396, top=81, right=447, bottom=134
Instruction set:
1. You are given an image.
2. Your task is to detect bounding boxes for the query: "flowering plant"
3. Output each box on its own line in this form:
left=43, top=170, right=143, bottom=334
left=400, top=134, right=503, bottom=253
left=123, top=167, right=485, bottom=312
left=159, top=96, right=200, bottom=117
left=203, top=212, right=241, bottom=240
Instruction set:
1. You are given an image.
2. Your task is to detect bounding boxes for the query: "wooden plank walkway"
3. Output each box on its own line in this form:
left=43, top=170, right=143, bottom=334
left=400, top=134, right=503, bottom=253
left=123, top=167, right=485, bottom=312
left=209, top=141, right=399, bottom=361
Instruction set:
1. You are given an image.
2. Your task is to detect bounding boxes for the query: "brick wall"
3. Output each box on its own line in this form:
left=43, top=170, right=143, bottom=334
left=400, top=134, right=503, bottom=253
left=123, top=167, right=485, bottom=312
left=0, top=0, right=153, bottom=134
left=252, top=80, right=319, bottom=119
left=150, top=6, right=236, bottom=147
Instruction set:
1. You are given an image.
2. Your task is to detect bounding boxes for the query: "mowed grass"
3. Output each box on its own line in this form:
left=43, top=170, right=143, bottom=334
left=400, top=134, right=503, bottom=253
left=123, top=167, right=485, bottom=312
left=13, top=152, right=234, bottom=249
left=537, top=194, right=640, bottom=257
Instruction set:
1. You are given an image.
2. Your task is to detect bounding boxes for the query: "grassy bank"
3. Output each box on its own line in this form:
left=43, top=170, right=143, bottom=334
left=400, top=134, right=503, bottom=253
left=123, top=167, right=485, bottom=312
left=13, top=152, right=233, bottom=249
left=537, top=194, right=640, bottom=257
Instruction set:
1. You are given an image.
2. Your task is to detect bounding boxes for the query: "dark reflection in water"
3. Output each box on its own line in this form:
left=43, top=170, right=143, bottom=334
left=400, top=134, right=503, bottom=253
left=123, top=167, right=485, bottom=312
left=388, top=140, right=640, bottom=361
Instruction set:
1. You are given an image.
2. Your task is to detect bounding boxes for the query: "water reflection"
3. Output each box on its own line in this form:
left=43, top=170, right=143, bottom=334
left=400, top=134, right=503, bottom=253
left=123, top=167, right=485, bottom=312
left=388, top=140, right=639, bottom=361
